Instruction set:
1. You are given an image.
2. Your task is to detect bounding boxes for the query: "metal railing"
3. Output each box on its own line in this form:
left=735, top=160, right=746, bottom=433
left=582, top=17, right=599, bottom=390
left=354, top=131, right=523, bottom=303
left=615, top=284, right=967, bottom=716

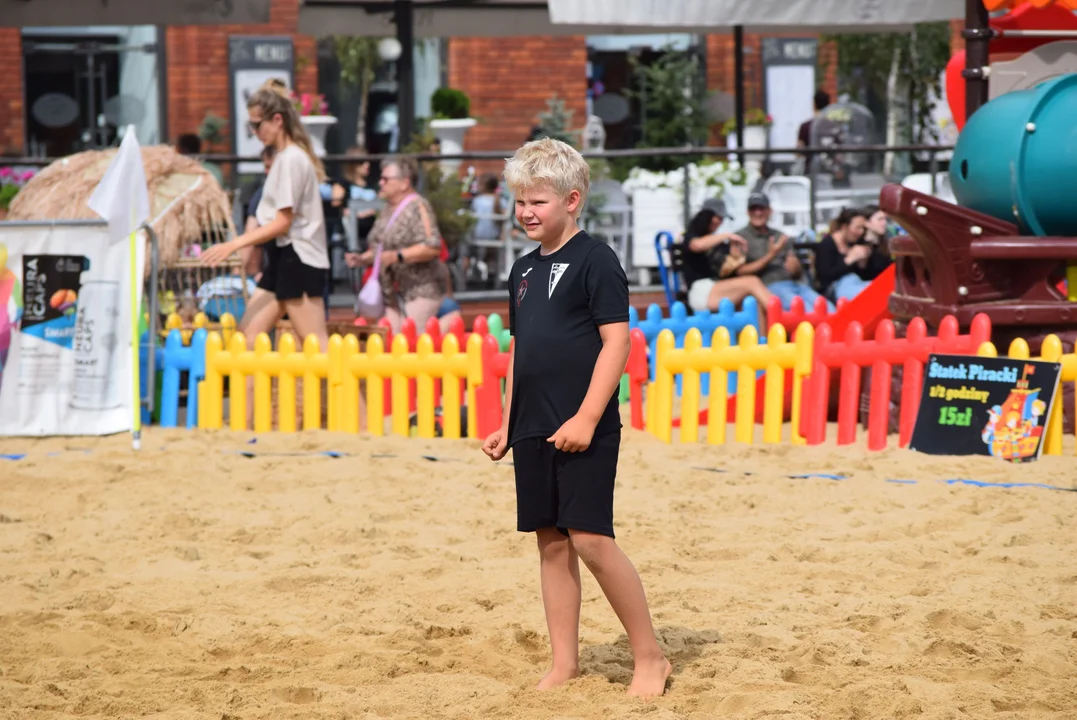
left=4, top=142, right=955, bottom=296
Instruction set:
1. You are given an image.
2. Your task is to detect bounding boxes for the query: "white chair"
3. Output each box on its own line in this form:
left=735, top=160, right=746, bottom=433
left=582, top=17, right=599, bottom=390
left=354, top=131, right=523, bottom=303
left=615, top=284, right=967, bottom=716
left=585, top=179, right=633, bottom=269
left=762, top=175, right=812, bottom=237
left=900, top=172, right=957, bottom=204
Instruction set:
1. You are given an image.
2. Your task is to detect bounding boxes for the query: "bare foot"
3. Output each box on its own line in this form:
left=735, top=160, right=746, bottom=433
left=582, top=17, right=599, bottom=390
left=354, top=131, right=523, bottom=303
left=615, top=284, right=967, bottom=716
left=536, top=665, right=580, bottom=691
left=627, top=656, right=672, bottom=699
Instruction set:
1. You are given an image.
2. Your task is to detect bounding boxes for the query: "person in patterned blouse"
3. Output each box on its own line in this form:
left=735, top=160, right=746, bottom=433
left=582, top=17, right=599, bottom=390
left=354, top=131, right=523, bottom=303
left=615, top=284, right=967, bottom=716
left=345, top=156, right=446, bottom=332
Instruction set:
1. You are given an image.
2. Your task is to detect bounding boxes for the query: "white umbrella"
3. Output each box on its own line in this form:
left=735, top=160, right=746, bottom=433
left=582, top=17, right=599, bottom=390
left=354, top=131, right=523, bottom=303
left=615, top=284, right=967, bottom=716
left=0, top=0, right=271, bottom=26
left=547, top=0, right=964, bottom=33
left=299, top=0, right=678, bottom=37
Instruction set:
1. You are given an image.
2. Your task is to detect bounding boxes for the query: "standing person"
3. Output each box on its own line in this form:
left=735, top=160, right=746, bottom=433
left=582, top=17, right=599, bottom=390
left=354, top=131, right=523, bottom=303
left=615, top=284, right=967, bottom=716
left=481, top=138, right=672, bottom=699
left=796, top=89, right=831, bottom=170
left=343, top=156, right=445, bottom=332
left=201, top=79, right=330, bottom=353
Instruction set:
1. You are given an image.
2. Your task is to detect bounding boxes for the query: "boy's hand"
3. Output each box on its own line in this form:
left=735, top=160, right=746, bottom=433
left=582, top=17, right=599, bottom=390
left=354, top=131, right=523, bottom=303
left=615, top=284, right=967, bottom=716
left=548, top=415, right=595, bottom=453
left=482, top=429, right=509, bottom=461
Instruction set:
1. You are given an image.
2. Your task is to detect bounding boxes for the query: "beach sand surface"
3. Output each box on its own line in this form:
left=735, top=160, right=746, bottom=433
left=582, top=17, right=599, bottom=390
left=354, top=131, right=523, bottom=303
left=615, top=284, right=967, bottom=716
left=1, top=424, right=1075, bottom=719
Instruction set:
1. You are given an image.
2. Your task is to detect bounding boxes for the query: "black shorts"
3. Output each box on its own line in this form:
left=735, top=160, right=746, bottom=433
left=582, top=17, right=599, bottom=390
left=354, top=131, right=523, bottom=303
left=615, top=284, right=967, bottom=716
left=256, top=242, right=328, bottom=301
left=512, top=431, right=619, bottom=538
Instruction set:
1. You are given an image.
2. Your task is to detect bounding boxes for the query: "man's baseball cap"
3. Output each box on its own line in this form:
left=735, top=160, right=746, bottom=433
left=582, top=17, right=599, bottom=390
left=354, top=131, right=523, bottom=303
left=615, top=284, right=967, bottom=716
left=702, top=197, right=734, bottom=219
left=747, top=192, right=770, bottom=209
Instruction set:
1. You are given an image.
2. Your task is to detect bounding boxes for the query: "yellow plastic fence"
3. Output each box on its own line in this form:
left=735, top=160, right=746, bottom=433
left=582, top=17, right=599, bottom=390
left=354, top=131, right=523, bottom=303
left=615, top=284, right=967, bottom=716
left=163, top=312, right=237, bottom=345
left=197, top=330, right=484, bottom=438
left=977, top=334, right=1077, bottom=455
left=649, top=322, right=815, bottom=445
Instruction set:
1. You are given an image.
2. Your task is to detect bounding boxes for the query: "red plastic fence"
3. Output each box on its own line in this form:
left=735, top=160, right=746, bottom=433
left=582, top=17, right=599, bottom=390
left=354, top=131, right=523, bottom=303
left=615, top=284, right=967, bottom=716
left=767, top=296, right=846, bottom=334
left=476, top=335, right=511, bottom=439
left=626, top=329, right=648, bottom=430
left=801, top=314, right=993, bottom=450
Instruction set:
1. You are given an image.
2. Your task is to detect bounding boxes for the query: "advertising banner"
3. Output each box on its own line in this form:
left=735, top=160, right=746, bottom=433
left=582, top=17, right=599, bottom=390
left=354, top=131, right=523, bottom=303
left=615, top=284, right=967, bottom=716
left=909, top=353, right=1062, bottom=462
left=0, top=223, right=145, bottom=436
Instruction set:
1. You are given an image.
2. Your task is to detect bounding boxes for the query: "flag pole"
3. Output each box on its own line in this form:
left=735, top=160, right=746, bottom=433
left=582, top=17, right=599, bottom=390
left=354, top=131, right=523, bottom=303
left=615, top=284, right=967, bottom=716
left=130, top=216, right=141, bottom=451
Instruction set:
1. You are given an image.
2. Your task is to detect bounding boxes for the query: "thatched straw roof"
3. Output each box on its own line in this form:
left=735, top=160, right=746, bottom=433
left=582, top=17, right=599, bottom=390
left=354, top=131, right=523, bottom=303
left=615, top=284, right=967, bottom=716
left=8, top=145, right=234, bottom=269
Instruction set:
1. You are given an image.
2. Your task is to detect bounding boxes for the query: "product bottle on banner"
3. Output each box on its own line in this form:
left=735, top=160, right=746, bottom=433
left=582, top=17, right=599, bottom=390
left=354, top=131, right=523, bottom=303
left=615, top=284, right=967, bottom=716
left=70, top=275, right=123, bottom=411
left=19, top=254, right=86, bottom=347
left=14, top=254, right=86, bottom=402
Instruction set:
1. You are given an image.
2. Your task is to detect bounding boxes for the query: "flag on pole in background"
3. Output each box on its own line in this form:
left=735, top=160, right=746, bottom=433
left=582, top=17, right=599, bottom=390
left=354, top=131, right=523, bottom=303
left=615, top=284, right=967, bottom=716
left=88, top=127, right=150, bottom=242
left=87, top=125, right=150, bottom=450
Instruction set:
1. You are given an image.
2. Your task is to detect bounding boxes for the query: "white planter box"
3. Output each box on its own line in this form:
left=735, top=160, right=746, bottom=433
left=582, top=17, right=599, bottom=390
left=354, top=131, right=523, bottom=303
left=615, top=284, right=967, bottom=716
left=430, top=117, right=477, bottom=174
left=726, top=125, right=768, bottom=176
left=630, top=187, right=683, bottom=269
left=300, top=115, right=338, bottom=157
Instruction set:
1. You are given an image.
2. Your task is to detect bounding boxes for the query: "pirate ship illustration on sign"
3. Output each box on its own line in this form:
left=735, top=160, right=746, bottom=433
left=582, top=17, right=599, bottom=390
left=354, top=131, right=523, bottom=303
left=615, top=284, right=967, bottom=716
left=981, top=364, right=1048, bottom=462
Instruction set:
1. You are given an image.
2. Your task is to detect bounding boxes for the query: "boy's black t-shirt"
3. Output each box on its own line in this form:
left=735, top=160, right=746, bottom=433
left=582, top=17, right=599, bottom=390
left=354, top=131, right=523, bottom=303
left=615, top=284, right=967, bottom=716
left=507, top=231, right=629, bottom=447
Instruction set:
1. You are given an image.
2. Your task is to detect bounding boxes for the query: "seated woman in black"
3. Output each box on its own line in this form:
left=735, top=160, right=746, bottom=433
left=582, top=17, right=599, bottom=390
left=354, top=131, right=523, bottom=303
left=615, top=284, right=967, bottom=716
left=813, top=207, right=891, bottom=302
left=682, top=204, right=773, bottom=327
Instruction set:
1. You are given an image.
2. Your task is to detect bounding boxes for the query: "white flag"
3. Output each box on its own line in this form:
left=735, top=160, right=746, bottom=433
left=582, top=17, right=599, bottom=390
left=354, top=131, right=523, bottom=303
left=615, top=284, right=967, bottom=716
left=88, top=125, right=150, bottom=242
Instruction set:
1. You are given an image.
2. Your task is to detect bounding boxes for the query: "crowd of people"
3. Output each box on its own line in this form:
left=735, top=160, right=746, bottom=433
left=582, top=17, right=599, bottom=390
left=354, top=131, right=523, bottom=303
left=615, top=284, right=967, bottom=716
left=194, top=76, right=895, bottom=352
left=681, top=192, right=895, bottom=326
left=198, top=77, right=465, bottom=352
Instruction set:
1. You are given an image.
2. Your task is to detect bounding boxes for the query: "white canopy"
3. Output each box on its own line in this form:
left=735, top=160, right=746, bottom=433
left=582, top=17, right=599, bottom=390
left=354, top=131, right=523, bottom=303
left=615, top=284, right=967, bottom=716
left=0, top=0, right=271, bottom=26
left=299, top=0, right=734, bottom=38
left=547, top=0, right=966, bottom=33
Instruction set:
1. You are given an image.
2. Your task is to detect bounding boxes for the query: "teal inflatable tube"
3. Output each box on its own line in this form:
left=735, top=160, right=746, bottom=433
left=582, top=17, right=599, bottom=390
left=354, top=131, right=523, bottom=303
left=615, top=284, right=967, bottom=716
left=950, top=73, right=1077, bottom=237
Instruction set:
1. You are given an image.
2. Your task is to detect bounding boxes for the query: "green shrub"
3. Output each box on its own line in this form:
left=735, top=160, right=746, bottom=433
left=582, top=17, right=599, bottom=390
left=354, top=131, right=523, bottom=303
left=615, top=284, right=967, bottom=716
left=431, top=88, right=471, bottom=120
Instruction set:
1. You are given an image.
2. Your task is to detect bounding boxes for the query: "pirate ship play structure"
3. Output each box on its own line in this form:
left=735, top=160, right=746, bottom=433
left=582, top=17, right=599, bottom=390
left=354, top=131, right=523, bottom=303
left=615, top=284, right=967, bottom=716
left=881, top=0, right=1077, bottom=355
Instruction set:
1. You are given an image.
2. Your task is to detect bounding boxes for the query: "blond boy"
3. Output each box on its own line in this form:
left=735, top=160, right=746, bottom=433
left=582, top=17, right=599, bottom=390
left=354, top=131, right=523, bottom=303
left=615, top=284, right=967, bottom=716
left=482, top=138, right=672, bottom=698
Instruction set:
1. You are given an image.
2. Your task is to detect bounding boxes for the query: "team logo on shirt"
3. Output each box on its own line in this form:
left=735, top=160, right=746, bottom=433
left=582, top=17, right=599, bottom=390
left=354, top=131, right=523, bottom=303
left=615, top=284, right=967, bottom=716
left=549, top=263, right=569, bottom=297
left=516, top=279, right=528, bottom=306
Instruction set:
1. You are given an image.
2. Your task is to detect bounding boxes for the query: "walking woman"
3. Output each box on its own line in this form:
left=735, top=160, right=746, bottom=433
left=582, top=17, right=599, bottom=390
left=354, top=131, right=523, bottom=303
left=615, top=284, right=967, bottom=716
left=345, top=156, right=446, bottom=333
left=201, top=79, right=330, bottom=352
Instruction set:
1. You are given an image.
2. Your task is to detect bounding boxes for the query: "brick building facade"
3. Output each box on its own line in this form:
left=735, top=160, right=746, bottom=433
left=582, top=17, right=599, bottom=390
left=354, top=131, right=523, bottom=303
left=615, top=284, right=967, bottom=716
left=0, top=28, right=25, bottom=153
left=0, top=0, right=318, bottom=156
left=166, top=0, right=318, bottom=146
left=0, top=2, right=965, bottom=158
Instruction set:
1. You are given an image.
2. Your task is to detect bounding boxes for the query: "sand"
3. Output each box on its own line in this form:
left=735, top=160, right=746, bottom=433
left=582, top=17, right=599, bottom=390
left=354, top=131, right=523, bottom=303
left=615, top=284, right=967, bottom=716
left=2, top=423, right=1076, bottom=720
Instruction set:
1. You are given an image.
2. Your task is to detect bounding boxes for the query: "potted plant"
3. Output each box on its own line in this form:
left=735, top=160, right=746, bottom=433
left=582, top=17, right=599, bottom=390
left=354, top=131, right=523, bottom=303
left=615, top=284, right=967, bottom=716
left=293, top=91, right=337, bottom=157
left=720, top=108, right=772, bottom=176
left=721, top=108, right=772, bottom=148
left=429, top=87, right=476, bottom=173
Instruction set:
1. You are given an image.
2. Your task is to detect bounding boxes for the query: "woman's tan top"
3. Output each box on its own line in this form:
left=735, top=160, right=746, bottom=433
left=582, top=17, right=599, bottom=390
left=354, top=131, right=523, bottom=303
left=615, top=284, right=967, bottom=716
left=366, top=194, right=443, bottom=304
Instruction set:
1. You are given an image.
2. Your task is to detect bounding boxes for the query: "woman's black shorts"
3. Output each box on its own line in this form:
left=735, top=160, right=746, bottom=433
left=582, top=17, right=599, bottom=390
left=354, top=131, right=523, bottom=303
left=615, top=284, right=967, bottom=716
left=256, top=242, right=328, bottom=301
left=511, top=431, right=620, bottom=539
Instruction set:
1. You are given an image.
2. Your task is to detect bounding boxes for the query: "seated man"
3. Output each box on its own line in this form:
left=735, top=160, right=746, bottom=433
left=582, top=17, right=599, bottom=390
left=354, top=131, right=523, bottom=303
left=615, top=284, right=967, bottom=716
left=734, top=193, right=835, bottom=313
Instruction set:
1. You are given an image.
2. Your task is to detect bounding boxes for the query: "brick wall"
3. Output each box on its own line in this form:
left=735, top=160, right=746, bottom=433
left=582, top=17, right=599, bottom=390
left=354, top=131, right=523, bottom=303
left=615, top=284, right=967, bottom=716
left=166, top=0, right=317, bottom=151
left=447, top=32, right=836, bottom=167
left=0, top=29, right=25, bottom=154
left=447, top=36, right=587, bottom=172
